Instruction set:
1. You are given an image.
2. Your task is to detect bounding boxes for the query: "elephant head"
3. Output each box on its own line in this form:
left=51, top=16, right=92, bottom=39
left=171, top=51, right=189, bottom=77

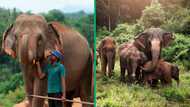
left=2, top=14, right=61, bottom=64
left=134, top=28, right=174, bottom=71
left=126, top=46, right=148, bottom=82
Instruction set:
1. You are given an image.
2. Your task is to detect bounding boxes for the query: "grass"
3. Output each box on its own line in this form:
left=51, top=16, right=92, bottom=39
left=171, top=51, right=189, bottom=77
left=97, top=60, right=190, bottom=107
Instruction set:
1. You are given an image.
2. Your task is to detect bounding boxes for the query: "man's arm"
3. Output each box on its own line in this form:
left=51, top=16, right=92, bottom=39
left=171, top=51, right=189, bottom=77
left=36, top=61, right=46, bottom=79
left=61, top=76, right=66, bottom=100
left=60, top=65, right=66, bottom=101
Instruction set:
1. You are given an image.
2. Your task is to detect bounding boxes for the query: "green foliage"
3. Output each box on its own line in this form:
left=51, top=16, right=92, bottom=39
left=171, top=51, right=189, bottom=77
left=180, top=16, right=190, bottom=34
left=0, top=73, right=23, bottom=94
left=162, top=7, right=190, bottom=33
left=0, top=86, right=25, bottom=107
left=112, top=23, right=144, bottom=44
left=97, top=23, right=144, bottom=45
left=96, top=27, right=111, bottom=44
left=139, top=1, right=165, bottom=28
left=42, top=9, right=65, bottom=22
left=162, top=33, right=190, bottom=70
left=69, top=14, right=94, bottom=46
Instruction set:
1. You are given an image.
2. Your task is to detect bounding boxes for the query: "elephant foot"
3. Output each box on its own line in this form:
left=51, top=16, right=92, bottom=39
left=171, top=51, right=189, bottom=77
left=108, top=73, right=112, bottom=78
left=103, top=72, right=107, bottom=77
left=120, top=77, right=125, bottom=83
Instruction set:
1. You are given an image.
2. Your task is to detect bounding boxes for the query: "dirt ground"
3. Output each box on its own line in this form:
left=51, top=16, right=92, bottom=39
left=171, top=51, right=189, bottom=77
left=14, top=98, right=82, bottom=107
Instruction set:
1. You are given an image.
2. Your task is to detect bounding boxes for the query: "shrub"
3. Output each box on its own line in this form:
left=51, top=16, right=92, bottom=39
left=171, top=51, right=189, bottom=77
left=0, top=73, right=23, bottom=94
left=180, top=16, right=190, bottom=34
left=162, top=33, right=190, bottom=70
left=139, top=1, right=165, bottom=28
left=111, top=23, right=144, bottom=44
left=0, top=86, right=25, bottom=107
left=162, top=7, right=190, bottom=33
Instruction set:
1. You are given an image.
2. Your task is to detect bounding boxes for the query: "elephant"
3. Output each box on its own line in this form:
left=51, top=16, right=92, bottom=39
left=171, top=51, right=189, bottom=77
left=2, top=14, right=93, bottom=107
left=97, top=36, right=116, bottom=77
left=118, top=41, right=148, bottom=83
left=142, top=59, right=179, bottom=87
left=134, top=28, right=175, bottom=72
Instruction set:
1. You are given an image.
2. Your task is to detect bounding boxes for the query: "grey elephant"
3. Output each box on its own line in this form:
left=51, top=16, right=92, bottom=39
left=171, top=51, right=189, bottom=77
left=118, top=41, right=147, bottom=83
left=134, top=28, right=175, bottom=72
left=97, top=36, right=116, bottom=77
left=2, top=14, right=93, bottom=107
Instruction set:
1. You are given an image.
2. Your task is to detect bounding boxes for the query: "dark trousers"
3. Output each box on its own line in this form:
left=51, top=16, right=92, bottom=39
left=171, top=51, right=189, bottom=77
left=48, top=92, right=63, bottom=107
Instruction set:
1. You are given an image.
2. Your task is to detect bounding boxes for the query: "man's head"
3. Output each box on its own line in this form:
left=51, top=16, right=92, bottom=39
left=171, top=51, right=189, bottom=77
left=49, top=50, right=63, bottom=64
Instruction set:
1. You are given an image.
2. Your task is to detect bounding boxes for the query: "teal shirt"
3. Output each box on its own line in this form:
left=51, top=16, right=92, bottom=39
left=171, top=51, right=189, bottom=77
left=43, top=62, right=66, bottom=93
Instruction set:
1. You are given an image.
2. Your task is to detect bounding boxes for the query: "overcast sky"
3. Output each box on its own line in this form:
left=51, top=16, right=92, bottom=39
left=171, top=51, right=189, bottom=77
left=0, top=0, right=94, bottom=13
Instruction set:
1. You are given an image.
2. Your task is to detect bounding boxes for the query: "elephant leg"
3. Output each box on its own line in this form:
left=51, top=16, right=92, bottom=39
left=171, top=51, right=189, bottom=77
left=151, top=79, right=158, bottom=87
left=101, top=56, right=107, bottom=76
left=135, top=67, right=142, bottom=84
left=120, top=67, right=126, bottom=82
left=79, top=84, right=92, bottom=107
left=65, top=91, right=75, bottom=107
left=126, top=64, right=132, bottom=83
left=21, top=64, right=34, bottom=107
left=32, top=76, right=47, bottom=107
left=112, top=55, right=115, bottom=70
left=79, top=67, right=92, bottom=107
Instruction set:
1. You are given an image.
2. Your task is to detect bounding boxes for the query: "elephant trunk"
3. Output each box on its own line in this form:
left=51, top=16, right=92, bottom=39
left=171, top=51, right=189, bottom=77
left=18, top=34, right=29, bottom=63
left=143, top=39, right=161, bottom=72
left=107, top=52, right=114, bottom=77
left=28, top=35, right=38, bottom=64
left=151, top=39, right=160, bottom=70
left=131, top=60, right=137, bottom=81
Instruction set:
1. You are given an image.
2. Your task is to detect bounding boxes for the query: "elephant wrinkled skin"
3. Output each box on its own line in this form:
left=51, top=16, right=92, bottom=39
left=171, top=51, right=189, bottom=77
left=2, top=14, right=93, bottom=107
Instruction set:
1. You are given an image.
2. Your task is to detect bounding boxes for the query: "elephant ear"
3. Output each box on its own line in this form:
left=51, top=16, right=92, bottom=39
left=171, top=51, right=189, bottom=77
left=162, top=32, right=174, bottom=47
left=2, top=24, right=17, bottom=58
left=44, top=23, right=62, bottom=58
left=134, top=33, right=148, bottom=50
left=98, top=38, right=106, bottom=51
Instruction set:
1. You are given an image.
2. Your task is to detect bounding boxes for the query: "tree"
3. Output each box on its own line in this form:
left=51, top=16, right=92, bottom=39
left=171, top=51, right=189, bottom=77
left=97, top=0, right=151, bottom=30
left=139, top=0, right=165, bottom=28
left=44, top=9, right=65, bottom=22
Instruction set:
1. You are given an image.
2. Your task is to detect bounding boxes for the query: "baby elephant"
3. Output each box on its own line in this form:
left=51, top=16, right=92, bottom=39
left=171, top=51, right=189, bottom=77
left=119, top=41, right=147, bottom=83
left=142, top=59, right=179, bottom=87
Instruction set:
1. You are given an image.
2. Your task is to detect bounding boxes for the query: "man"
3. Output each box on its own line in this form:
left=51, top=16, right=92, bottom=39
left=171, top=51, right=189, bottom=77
left=36, top=50, right=66, bottom=107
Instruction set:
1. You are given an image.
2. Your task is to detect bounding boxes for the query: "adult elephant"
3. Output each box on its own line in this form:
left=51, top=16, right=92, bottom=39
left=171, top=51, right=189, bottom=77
left=134, top=28, right=174, bottom=72
left=97, top=36, right=116, bottom=77
left=2, top=14, right=93, bottom=107
left=118, top=41, right=147, bottom=83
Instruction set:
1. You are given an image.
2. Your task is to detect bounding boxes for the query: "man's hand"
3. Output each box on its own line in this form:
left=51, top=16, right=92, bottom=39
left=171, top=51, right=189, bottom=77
left=44, top=49, right=51, bottom=58
left=36, top=61, right=46, bottom=79
left=5, top=48, right=16, bottom=58
left=61, top=95, right=66, bottom=102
